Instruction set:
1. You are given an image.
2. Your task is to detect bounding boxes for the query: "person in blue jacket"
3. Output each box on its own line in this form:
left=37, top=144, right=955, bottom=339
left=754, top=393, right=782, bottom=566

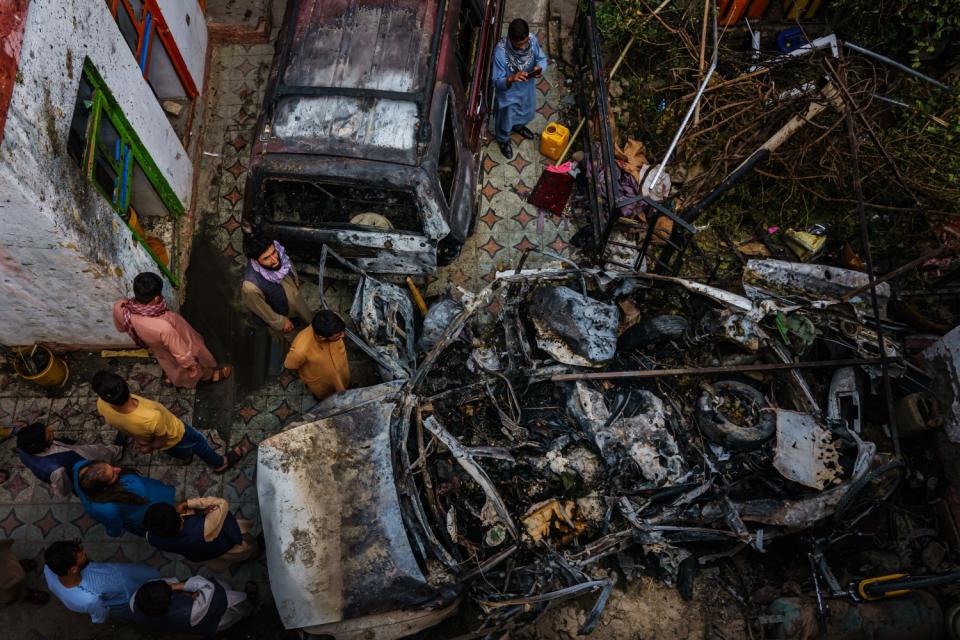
left=491, top=18, right=548, bottom=159
left=74, top=460, right=175, bottom=537
left=15, top=422, right=122, bottom=497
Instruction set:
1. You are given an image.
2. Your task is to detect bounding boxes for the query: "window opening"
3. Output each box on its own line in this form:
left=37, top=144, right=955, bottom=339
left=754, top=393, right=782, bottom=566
left=456, top=0, right=483, bottom=93
left=67, top=75, right=95, bottom=164
left=68, top=58, right=183, bottom=286
left=130, top=161, right=169, bottom=218
left=147, top=35, right=188, bottom=100
left=263, top=179, right=422, bottom=234
left=103, top=0, right=197, bottom=107
left=438, top=96, right=458, bottom=204
left=115, top=2, right=140, bottom=57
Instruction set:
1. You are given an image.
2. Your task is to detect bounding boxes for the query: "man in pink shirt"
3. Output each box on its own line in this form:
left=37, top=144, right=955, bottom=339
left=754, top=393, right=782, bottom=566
left=112, top=273, right=231, bottom=389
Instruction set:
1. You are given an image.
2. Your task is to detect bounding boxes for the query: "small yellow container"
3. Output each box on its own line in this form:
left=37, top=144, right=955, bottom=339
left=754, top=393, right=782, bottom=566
left=13, top=346, right=69, bottom=388
left=784, top=0, right=824, bottom=19
left=540, top=122, right=570, bottom=161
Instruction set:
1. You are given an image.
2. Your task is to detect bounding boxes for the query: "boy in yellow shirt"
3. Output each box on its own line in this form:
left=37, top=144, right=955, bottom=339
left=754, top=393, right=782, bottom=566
left=91, top=371, right=247, bottom=473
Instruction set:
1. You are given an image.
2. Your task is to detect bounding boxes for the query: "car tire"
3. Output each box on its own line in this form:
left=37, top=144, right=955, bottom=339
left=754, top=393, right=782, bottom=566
left=695, top=381, right=775, bottom=451
left=618, top=315, right=688, bottom=352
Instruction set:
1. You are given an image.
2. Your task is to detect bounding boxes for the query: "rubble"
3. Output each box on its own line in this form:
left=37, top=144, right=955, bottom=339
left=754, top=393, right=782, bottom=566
left=250, top=3, right=960, bottom=636
left=264, top=243, right=955, bottom=637
left=527, top=286, right=619, bottom=367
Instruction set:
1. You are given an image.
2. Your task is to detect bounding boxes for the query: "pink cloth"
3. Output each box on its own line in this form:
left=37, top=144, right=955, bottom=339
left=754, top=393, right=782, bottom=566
left=546, top=161, right=575, bottom=174
left=112, top=301, right=216, bottom=388
left=120, top=298, right=167, bottom=346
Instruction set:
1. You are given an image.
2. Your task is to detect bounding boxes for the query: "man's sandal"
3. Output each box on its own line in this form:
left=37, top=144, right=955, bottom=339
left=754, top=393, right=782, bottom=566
left=214, top=441, right=254, bottom=474
left=209, top=366, right=233, bottom=383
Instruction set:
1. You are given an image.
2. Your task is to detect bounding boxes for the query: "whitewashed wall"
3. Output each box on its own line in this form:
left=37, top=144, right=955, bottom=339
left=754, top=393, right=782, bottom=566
left=0, top=0, right=189, bottom=346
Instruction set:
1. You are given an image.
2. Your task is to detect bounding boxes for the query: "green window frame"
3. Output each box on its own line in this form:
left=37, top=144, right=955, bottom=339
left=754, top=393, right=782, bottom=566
left=70, top=57, right=183, bottom=287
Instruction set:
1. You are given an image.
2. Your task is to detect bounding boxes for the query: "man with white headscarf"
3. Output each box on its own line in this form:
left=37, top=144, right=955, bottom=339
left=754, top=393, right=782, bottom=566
left=492, top=18, right=548, bottom=159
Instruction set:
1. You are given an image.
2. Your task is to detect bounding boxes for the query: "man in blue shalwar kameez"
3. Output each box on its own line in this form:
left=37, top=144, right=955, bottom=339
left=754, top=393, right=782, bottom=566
left=492, top=18, right=548, bottom=159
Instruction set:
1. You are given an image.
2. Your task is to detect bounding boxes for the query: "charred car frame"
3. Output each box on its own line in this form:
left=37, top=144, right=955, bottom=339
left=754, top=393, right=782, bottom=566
left=244, top=0, right=505, bottom=276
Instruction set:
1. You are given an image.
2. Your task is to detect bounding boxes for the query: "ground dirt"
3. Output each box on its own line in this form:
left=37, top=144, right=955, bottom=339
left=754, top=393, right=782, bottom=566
left=524, top=578, right=708, bottom=640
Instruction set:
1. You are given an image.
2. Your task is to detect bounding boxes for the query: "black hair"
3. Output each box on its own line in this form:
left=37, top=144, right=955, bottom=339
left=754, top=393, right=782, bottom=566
left=133, top=272, right=164, bottom=304
left=245, top=235, right=275, bottom=260
left=508, top=18, right=529, bottom=42
left=45, top=540, right=82, bottom=577
left=312, top=310, right=346, bottom=338
left=135, top=580, right=173, bottom=616
left=16, top=422, right=49, bottom=454
left=90, top=370, right=130, bottom=406
left=79, top=462, right=149, bottom=505
left=144, top=503, right=183, bottom=539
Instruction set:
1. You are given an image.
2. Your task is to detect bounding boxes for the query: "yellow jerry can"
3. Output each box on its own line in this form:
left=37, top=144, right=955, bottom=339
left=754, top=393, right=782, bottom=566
left=540, top=122, right=570, bottom=161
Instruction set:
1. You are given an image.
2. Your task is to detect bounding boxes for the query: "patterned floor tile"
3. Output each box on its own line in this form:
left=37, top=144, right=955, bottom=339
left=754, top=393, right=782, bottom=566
left=13, top=398, right=52, bottom=425
left=0, top=471, right=36, bottom=504
left=223, top=467, right=257, bottom=504
left=182, top=467, right=225, bottom=500
left=0, top=506, right=28, bottom=536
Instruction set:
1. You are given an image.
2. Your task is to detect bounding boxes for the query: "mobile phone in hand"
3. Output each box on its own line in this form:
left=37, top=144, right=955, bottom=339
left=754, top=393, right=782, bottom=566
left=530, top=67, right=542, bottom=78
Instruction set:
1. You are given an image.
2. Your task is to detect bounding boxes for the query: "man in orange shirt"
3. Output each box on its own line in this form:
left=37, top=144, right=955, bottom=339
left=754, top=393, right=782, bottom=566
left=283, top=311, right=351, bottom=402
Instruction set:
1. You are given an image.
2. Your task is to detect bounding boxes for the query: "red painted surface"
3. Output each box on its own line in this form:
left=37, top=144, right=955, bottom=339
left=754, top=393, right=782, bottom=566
left=0, top=0, right=30, bottom=145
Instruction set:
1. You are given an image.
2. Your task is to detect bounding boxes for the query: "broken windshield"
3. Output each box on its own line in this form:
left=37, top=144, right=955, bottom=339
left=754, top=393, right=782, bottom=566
left=263, top=178, right=423, bottom=233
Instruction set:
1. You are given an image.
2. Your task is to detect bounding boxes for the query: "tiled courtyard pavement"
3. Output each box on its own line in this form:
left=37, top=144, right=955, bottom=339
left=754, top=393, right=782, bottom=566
left=428, top=26, right=578, bottom=316
left=0, top=9, right=577, bottom=639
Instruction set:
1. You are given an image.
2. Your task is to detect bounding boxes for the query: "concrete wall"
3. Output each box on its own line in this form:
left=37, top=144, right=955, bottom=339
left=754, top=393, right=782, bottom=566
left=0, top=0, right=186, bottom=346
left=157, top=0, right=208, bottom=94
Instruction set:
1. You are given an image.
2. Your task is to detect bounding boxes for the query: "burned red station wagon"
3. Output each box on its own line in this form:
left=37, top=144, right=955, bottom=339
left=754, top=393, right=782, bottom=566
left=243, top=0, right=505, bottom=275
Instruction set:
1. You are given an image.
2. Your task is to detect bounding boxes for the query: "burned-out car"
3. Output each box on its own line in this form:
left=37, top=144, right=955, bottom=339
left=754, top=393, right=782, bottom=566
left=257, top=248, right=914, bottom=637
left=243, top=0, right=505, bottom=275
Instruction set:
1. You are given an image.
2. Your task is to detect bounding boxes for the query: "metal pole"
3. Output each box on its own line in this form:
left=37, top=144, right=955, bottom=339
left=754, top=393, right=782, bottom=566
left=557, top=0, right=673, bottom=164
left=550, top=357, right=899, bottom=382
left=838, top=56, right=902, bottom=459
left=844, top=42, right=950, bottom=91
left=648, top=1, right=717, bottom=191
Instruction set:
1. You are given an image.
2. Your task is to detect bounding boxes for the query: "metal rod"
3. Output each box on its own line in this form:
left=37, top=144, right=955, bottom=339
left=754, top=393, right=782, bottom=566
left=557, top=0, right=673, bottom=164
left=844, top=41, right=950, bottom=91
left=839, top=55, right=902, bottom=459
left=648, top=3, right=718, bottom=190
left=870, top=93, right=950, bottom=127
left=550, top=357, right=900, bottom=382
left=694, top=0, right=711, bottom=126
left=824, top=58, right=917, bottom=202
left=839, top=246, right=952, bottom=302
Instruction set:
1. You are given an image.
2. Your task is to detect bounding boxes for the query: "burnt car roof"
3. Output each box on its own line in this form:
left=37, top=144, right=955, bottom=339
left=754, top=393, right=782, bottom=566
left=264, top=0, right=439, bottom=164
left=283, top=0, right=434, bottom=94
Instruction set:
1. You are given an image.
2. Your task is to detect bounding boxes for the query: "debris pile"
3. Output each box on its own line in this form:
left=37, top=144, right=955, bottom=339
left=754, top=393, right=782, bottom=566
left=292, top=239, right=960, bottom=637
